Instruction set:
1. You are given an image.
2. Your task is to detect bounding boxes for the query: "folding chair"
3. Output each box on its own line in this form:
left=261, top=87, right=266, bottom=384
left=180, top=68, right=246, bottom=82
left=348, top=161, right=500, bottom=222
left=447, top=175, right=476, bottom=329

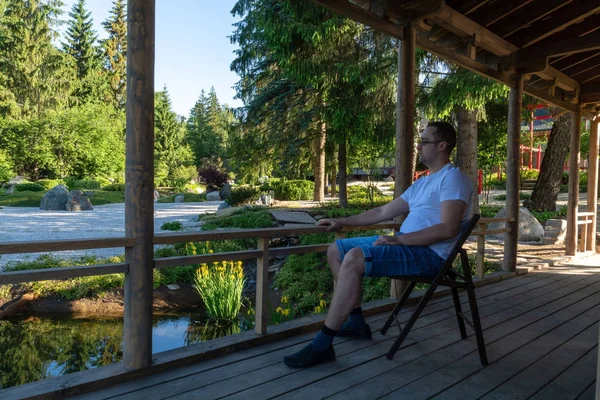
left=380, top=213, right=488, bottom=365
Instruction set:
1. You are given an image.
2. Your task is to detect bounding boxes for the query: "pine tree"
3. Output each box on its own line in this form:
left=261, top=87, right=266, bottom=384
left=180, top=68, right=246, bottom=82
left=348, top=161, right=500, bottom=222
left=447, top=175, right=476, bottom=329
left=187, top=88, right=228, bottom=166
left=101, top=0, right=127, bottom=109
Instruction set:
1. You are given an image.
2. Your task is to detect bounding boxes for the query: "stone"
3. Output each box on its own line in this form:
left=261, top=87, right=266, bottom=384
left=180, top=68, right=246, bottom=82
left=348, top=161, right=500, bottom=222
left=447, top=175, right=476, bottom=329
left=40, top=184, right=69, bottom=210
left=154, top=190, right=160, bottom=201
left=6, top=184, right=15, bottom=194
left=174, top=195, right=185, bottom=203
left=384, top=176, right=394, bottom=182
left=488, top=207, right=545, bottom=242
left=219, top=183, right=232, bottom=200
left=7, top=176, right=25, bottom=185
left=270, top=210, right=317, bottom=224
left=206, top=191, right=221, bottom=201
left=258, top=194, right=272, bottom=206
left=167, top=284, right=180, bottom=291
left=218, top=201, right=230, bottom=210
left=216, top=205, right=244, bottom=216
left=66, top=190, right=94, bottom=212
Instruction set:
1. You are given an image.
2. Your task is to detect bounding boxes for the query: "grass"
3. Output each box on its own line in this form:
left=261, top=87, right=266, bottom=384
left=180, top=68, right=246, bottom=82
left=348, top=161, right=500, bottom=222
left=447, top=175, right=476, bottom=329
left=161, top=221, right=183, bottom=231
left=157, top=193, right=206, bottom=203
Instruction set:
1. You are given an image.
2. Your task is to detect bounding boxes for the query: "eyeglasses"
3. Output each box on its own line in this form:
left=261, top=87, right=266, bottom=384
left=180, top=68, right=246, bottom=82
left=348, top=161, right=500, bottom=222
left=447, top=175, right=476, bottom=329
left=418, top=139, right=444, bottom=146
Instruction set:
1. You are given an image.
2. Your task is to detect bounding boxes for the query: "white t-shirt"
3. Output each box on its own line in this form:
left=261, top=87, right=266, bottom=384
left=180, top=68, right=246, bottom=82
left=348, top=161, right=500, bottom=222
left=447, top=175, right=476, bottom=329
left=400, top=163, right=473, bottom=259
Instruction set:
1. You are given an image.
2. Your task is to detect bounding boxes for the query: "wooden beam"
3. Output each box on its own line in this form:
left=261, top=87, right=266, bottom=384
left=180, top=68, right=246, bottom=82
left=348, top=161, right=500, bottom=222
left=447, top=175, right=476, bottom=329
left=576, top=65, right=600, bottom=83
left=512, top=0, right=600, bottom=48
left=0, top=237, right=135, bottom=255
left=392, top=26, right=416, bottom=300
left=586, top=117, right=599, bottom=252
left=528, top=13, right=600, bottom=53
left=551, top=51, right=600, bottom=72
left=255, top=238, right=270, bottom=334
left=0, top=263, right=128, bottom=285
left=123, top=0, right=155, bottom=370
left=504, top=74, right=522, bottom=273
left=493, top=0, right=571, bottom=39
left=514, top=30, right=600, bottom=64
left=430, top=4, right=518, bottom=56
left=313, top=0, right=406, bottom=39
left=471, top=0, right=534, bottom=28
left=566, top=110, right=582, bottom=256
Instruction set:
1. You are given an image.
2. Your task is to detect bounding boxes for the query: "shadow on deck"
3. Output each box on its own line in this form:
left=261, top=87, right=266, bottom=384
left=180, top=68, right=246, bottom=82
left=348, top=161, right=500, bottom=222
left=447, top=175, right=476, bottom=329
left=5, top=258, right=600, bottom=400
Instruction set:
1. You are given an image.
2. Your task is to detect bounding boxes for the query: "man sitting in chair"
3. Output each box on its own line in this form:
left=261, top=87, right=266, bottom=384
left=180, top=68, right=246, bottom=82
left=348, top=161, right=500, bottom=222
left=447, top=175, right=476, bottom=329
left=284, top=121, right=473, bottom=368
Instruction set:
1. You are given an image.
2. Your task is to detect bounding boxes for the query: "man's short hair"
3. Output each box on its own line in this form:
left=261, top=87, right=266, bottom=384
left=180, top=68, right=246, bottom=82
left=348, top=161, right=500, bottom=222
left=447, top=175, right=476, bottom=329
left=427, top=121, right=456, bottom=153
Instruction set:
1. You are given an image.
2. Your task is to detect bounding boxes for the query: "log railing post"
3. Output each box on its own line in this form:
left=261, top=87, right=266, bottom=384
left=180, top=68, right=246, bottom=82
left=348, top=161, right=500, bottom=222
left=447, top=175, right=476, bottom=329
left=255, top=238, right=270, bottom=334
left=123, top=0, right=155, bottom=370
left=392, top=25, right=416, bottom=300
left=587, top=117, right=598, bottom=252
left=566, top=110, right=582, bottom=256
left=504, top=74, right=522, bottom=272
left=476, top=222, right=486, bottom=279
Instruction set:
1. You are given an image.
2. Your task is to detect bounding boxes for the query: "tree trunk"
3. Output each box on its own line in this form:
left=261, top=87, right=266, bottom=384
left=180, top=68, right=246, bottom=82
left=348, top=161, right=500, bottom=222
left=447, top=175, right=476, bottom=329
left=313, top=121, right=326, bottom=202
left=530, top=114, right=572, bottom=211
left=331, top=151, right=337, bottom=197
left=456, top=106, right=480, bottom=214
left=339, top=139, right=347, bottom=208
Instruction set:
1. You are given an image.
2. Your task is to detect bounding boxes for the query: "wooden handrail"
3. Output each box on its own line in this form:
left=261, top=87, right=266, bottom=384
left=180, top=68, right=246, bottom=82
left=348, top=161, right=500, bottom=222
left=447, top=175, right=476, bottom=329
left=0, top=237, right=136, bottom=255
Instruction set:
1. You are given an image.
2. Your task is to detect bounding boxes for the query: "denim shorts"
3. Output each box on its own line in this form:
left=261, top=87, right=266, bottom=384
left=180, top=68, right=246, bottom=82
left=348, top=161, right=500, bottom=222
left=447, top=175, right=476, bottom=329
left=335, top=233, right=444, bottom=277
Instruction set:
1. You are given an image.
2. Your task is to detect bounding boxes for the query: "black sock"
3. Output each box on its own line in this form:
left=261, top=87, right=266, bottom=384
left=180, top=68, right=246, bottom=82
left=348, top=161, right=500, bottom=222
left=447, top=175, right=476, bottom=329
left=312, top=324, right=338, bottom=351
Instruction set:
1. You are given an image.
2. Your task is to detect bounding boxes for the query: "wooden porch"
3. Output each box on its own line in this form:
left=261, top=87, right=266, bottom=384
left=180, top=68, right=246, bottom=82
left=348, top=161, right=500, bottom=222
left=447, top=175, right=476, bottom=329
left=64, top=258, right=598, bottom=400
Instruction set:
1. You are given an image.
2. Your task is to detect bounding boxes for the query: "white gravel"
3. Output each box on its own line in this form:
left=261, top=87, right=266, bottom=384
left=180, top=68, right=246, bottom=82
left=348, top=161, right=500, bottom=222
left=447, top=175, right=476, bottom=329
left=0, top=202, right=221, bottom=268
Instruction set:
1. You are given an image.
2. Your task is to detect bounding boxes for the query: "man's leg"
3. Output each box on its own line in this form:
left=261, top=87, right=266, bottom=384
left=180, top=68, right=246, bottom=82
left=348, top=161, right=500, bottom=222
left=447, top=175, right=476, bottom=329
left=284, top=248, right=366, bottom=368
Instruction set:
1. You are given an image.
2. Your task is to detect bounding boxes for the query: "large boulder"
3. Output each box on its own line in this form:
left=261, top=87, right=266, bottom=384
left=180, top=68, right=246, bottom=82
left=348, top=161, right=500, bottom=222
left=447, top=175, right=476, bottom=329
left=219, top=183, right=232, bottom=200
left=66, top=190, right=93, bottom=212
left=5, top=184, right=15, bottom=194
left=206, top=191, right=221, bottom=201
left=488, top=207, right=544, bottom=242
left=40, top=184, right=69, bottom=210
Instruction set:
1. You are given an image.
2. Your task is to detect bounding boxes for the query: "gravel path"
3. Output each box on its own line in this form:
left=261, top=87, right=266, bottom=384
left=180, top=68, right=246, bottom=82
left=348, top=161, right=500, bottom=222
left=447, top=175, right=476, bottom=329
left=0, top=202, right=221, bottom=268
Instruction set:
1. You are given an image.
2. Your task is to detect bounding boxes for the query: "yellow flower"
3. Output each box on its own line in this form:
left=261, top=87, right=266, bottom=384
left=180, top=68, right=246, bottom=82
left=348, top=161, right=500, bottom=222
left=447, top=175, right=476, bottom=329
left=247, top=308, right=255, bottom=316
left=208, top=249, right=213, bottom=254
left=320, top=299, right=327, bottom=308
left=314, top=306, right=322, bottom=313
left=276, top=307, right=283, bottom=314
left=281, top=296, right=288, bottom=304
left=283, top=308, right=290, bottom=316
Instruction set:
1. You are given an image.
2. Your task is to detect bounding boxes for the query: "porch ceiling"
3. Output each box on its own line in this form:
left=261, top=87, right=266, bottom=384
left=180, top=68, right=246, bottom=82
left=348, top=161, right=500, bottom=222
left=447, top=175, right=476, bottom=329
left=312, top=0, right=600, bottom=119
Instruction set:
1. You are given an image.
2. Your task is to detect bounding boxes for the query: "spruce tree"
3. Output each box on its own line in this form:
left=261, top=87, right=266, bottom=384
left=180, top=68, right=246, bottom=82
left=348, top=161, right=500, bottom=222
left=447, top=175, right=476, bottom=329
left=101, top=0, right=127, bottom=109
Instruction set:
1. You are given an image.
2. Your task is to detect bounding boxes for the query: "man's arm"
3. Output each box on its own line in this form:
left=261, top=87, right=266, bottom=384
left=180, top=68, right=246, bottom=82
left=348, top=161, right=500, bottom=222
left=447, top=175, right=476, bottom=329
left=373, top=200, right=466, bottom=246
left=317, top=195, right=409, bottom=231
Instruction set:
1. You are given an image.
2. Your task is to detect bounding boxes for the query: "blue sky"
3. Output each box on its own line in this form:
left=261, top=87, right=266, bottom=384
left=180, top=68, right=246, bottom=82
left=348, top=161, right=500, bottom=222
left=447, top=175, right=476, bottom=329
left=61, top=0, right=243, bottom=116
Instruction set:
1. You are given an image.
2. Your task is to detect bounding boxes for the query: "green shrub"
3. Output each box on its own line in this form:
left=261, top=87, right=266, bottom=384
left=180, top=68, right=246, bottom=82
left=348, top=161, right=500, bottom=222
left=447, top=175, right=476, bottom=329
left=493, top=192, right=530, bottom=201
left=67, top=179, right=101, bottom=190
left=194, top=260, right=245, bottom=321
left=94, top=177, right=112, bottom=187
left=520, top=169, right=539, bottom=180
left=226, top=186, right=261, bottom=206
left=531, top=206, right=567, bottom=225
left=272, top=180, right=314, bottom=200
left=161, top=221, right=183, bottom=231
left=157, top=193, right=206, bottom=203
left=0, top=150, right=14, bottom=183
left=102, top=183, right=125, bottom=191
left=35, top=179, right=62, bottom=190
left=0, top=190, right=44, bottom=206
left=201, top=209, right=274, bottom=249
left=183, top=183, right=205, bottom=193
left=363, top=277, right=391, bottom=302
left=579, top=171, right=588, bottom=186
left=15, top=183, right=45, bottom=192
left=480, top=205, right=502, bottom=218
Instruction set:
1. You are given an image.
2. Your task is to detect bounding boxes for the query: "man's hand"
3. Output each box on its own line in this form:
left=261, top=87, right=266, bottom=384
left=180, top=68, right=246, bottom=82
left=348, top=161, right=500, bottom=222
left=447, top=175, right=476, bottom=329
left=316, top=218, right=344, bottom=231
left=373, top=235, right=404, bottom=246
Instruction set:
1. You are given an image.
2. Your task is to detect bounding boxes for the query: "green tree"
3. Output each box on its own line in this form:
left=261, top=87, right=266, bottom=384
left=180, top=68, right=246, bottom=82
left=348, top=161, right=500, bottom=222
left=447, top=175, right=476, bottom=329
left=101, top=0, right=126, bottom=109
left=187, top=88, right=229, bottom=166
left=0, top=0, right=74, bottom=118
left=62, top=0, right=105, bottom=102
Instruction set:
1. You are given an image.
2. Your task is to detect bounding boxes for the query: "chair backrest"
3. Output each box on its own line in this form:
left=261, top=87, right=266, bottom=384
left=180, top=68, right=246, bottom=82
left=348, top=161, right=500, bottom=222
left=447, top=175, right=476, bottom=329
left=440, top=213, right=481, bottom=267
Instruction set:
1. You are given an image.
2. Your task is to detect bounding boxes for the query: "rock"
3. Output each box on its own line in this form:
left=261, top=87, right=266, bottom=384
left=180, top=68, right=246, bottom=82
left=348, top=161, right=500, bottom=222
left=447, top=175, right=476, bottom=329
left=7, top=176, right=25, bottom=185
left=66, top=190, right=94, bottom=212
left=40, top=184, right=69, bottom=210
left=258, top=194, right=272, bottom=206
left=167, top=284, right=180, bottom=291
left=522, top=198, right=533, bottom=211
left=6, top=184, right=15, bottom=194
left=488, top=207, right=544, bottom=242
left=219, top=183, right=232, bottom=200
left=174, top=195, right=185, bottom=203
left=542, top=218, right=567, bottom=244
left=216, top=205, right=243, bottom=216
left=218, top=201, right=230, bottom=210
left=384, top=176, right=394, bottom=182
left=154, top=190, right=160, bottom=201
left=206, top=191, right=221, bottom=201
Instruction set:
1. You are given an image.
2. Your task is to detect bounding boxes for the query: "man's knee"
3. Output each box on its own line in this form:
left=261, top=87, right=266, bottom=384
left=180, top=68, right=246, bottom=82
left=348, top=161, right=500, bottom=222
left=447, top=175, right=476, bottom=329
left=341, top=248, right=365, bottom=276
left=327, top=242, right=340, bottom=263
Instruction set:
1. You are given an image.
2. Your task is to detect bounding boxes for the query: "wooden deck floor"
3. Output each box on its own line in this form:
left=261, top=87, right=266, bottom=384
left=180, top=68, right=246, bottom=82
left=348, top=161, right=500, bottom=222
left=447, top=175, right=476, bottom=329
left=75, top=262, right=599, bottom=400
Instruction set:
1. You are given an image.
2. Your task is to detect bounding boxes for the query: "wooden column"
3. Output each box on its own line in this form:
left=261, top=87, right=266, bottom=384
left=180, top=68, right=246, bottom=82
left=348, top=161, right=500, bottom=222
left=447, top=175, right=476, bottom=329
left=565, top=110, right=582, bottom=256
left=123, top=0, right=155, bottom=370
left=587, top=117, right=599, bottom=252
left=391, top=27, right=415, bottom=299
left=255, top=238, right=269, bottom=334
left=503, top=74, right=522, bottom=273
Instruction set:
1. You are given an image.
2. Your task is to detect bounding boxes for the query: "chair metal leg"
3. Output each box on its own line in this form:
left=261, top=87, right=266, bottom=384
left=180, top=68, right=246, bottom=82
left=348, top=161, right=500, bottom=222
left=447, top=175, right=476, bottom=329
left=451, top=285, right=467, bottom=339
left=461, top=250, right=488, bottom=366
left=386, top=283, right=437, bottom=360
left=381, top=281, right=416, bottom=335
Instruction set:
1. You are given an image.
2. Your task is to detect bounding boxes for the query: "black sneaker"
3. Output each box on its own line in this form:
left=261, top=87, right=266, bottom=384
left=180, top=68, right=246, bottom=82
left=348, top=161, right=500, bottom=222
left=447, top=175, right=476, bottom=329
left=337, top=321, right=372, bottom=339
left=283, top=343, right=336, bottom=368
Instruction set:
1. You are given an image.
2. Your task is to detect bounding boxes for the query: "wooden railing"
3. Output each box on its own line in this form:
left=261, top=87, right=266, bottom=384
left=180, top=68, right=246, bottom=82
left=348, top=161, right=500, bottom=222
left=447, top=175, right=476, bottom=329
left=577, top=212, right=595, bottom=253
left=0, top=218, right=512, bottom=334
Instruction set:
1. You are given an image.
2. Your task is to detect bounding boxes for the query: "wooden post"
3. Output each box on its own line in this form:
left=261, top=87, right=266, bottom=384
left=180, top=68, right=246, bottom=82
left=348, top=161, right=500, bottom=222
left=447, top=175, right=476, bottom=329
left=503, top=74, right=522, bottom=273
left=255, top=238, right=270, bottom=334
left=391, top=26, right=416, bottom=299
left=123, top=0, right=155, bottom=370
left=587, top=117, right=599, bottom=252
left=566, top=110, right=582, bottom=256
left=476, top=222, right=486, bottom=278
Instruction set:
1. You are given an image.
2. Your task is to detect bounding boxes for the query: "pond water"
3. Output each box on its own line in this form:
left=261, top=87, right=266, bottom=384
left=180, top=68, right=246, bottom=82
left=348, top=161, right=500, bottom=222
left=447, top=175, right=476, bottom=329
left=0, top=313, right=247, bottom=389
